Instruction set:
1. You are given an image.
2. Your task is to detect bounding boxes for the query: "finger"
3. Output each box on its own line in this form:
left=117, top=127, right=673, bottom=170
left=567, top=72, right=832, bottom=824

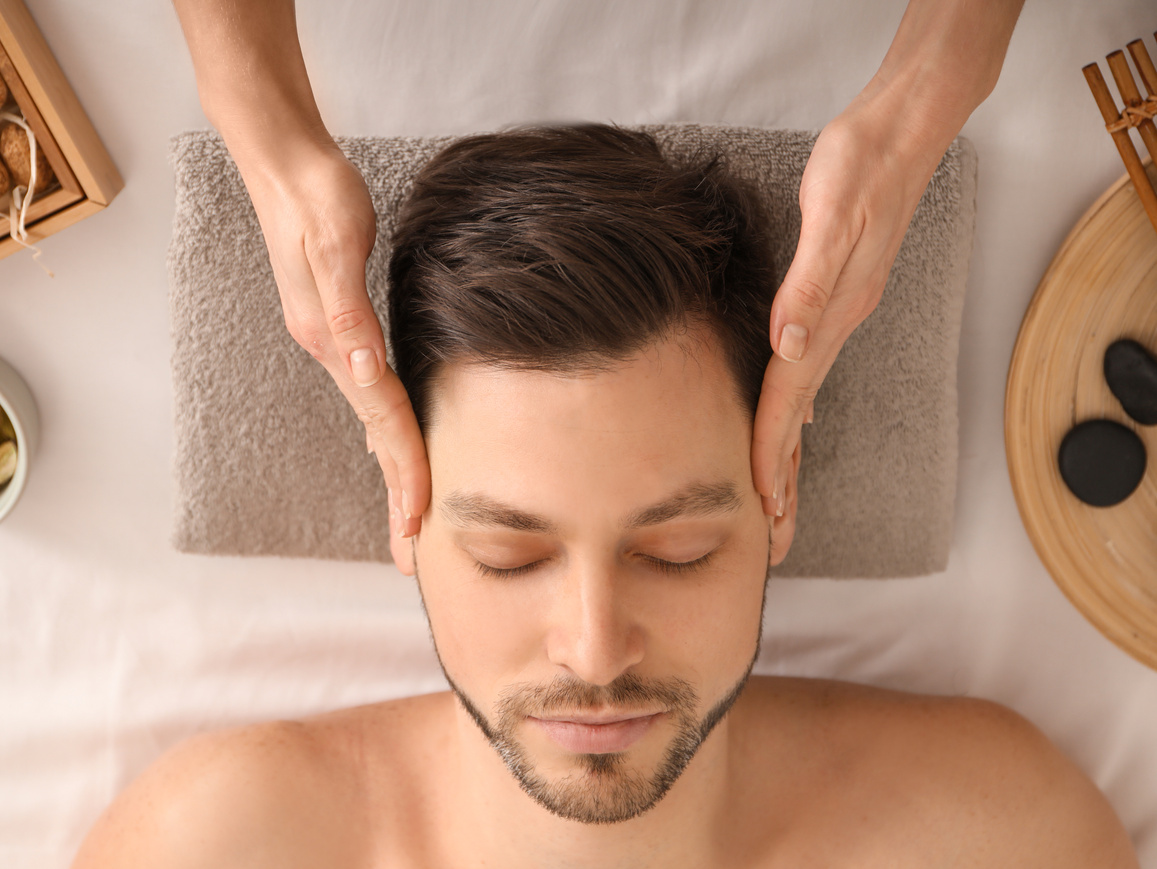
left=757, top=438, right=802, bottom=519
left=751, top=344, right=823, bottom=500
left=387, top=486, right=407, bottom=542
left=769, top=205, right=858, bottom=364
left=757, top=414, right=807, bottom=520
left=755, top=233, right=867, bottom=501
left=752, top=328, right=848, bottom=503
left=784, top=439, right=803, bottom=515
left=340, top=367, right=428, bottom=532
left=372, top=436, right=401, bottom=490
left=335, top=363, right=431, bottom=539
left=308, top=225, right=386, bottom=389
left=789, top=436, right=802, bottom=478
left=271, top=255, right=431, bottom=538
left=370, top=381, right=429, bottom=540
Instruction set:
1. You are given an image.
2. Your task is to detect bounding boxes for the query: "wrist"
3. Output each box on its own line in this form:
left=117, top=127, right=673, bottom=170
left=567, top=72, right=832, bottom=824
left=195, top=96, right=339, bottom=210
left=853, top=65, right=976, bottom=169
left=862, top=0, right=1023, bottom=153
left=206, top=90, right=340, bottom=201
left=175, top=0, right=332, bottom=180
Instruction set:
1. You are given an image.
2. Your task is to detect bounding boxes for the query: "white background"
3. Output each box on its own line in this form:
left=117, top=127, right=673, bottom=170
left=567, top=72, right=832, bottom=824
left=0, top=1, right=1154, bottom=866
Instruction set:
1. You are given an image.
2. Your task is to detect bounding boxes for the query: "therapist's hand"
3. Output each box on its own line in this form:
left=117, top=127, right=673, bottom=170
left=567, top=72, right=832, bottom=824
left=750, top=0, right=1024, bottom=516
left=173, top=0, right=429, bottom=535
left=243, top=140, right=429, bottom=537
left=751, top=100, right=938, bottom=516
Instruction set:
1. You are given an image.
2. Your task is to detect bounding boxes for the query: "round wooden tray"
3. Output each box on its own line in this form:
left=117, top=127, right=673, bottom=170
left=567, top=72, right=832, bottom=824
left=1006, top=163, right=1157, bottom=671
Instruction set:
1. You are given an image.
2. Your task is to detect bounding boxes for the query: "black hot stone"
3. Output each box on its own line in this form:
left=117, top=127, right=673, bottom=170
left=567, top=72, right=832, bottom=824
left=1104, top=339, right=1157, bottom=425
left=1058, top=419, right=1146, bottom=507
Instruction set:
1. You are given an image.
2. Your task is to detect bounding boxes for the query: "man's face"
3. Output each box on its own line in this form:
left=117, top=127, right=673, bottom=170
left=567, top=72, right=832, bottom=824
left=392, top=332, right=798, bottom=824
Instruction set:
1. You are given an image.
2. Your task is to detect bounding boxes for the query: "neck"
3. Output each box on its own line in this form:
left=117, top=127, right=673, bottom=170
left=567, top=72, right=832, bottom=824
left=446, top=698, right=738, bottom=869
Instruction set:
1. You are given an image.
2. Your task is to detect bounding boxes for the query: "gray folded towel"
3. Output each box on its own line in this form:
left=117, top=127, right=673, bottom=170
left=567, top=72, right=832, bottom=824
left=168, top=125, right=976, bottom=577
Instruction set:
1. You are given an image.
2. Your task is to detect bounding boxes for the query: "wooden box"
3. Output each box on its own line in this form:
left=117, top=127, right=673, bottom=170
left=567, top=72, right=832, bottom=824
left=0, top=0, right=122, bottom=261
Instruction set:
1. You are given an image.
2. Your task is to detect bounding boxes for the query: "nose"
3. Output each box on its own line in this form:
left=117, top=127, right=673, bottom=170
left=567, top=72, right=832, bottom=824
left=545, top=561, right=644, bottom=687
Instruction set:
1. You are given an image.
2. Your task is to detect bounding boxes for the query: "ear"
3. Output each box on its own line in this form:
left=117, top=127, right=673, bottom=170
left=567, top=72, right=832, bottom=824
left=768, top=440, right=801, bottom=567
left=388, top=489, right=417, bottom=575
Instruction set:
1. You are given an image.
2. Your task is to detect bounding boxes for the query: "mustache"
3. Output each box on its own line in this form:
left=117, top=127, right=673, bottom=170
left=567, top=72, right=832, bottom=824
left=496, top=672, right=698, bottom=719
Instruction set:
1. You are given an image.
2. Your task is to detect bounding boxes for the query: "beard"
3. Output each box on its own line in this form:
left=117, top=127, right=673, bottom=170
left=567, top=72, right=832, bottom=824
left=443, top=662, right=756, bottom=825
left=414, top=547, right=768, bottom=825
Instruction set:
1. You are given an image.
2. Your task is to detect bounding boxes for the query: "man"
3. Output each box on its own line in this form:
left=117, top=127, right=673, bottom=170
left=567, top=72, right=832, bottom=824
left=73, top=125, right=1136, bottom=868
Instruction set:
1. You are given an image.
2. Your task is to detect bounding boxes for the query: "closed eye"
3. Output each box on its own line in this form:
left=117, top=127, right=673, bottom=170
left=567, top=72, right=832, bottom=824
left=640, top=551, right=716, bottom=574
left=473, top=551, right=717, bottom=580
left=474, top=559, right=546, bottom=579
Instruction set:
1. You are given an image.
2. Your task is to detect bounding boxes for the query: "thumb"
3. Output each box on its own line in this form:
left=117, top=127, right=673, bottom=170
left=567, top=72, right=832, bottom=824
left=309, top=226, right=382, bottom=388
left=770, top=213, right=854, bottom=363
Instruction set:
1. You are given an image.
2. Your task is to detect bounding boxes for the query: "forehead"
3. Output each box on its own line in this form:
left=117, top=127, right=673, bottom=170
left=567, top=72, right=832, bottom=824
left=423, top=335, right=754, bottom=526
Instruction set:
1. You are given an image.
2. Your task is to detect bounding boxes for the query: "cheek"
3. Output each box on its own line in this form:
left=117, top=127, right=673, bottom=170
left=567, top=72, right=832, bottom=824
left=659, top=548, right=767, bottom=684
left=416, top=536, right=547, bottom=694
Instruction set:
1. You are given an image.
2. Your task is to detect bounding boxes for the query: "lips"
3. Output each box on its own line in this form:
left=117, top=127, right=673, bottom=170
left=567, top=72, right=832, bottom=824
left=530, top=711, right=664, bottom=754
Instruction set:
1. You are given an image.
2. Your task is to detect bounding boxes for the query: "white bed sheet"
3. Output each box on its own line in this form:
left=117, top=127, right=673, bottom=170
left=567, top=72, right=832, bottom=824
left=0, top=1, right=1154, bottom=866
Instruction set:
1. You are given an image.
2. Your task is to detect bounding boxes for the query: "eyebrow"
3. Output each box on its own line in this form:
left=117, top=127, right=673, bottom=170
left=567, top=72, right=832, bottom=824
left=439, top=480, right=742, bottom=534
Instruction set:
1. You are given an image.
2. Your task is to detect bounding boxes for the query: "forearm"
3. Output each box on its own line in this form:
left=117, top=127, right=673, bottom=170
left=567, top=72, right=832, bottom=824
left=172, top=0, right=332, bottom=170
left=859, top=0, right=1025, bottom=162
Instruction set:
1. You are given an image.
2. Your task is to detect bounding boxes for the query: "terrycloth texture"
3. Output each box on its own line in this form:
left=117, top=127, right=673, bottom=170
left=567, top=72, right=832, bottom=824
left=168, top=125, right=976, bottom=577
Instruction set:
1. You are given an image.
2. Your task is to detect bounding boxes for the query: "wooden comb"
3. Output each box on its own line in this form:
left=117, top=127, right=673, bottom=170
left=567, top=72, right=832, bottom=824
left=1083, top=33, right=1157, bottom=238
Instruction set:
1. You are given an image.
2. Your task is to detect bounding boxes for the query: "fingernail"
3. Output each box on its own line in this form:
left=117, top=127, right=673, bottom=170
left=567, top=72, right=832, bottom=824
left=402, top=489, right=413, bottom=520
left=366, top=429, right=374, bottom=454
left=805, top=403, right=814, bottom=425
left=779, top=324, right=809, bottom=363
left=775, top=484, right=785, bottom=517
left=387, top=489, right=401, bottom=533
left=350, top=348, right=381, bottom=387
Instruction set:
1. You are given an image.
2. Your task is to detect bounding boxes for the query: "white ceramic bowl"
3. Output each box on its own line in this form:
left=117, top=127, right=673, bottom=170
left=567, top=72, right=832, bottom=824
left=0, top=356, right=39, bottom=523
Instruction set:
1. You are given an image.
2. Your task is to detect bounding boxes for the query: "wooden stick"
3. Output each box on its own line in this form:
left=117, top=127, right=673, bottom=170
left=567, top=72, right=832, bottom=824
left=1106, top=50, right=1157, bottom=167
left=1084, top=61, right=1157, bottom=238
left=1127, top=39, right=1157, bottom=97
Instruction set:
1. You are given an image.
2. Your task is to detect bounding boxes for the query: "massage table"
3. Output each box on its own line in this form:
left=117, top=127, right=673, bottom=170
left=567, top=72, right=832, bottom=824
left=0, top=2, right=1153, bottom=866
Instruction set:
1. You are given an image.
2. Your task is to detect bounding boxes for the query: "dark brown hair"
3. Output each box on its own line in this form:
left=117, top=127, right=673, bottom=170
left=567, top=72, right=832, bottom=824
left=388, top=124, right=776, bottom=429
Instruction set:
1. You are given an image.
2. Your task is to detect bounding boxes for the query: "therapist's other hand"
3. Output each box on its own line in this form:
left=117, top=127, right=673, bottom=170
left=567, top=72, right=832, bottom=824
left=750, top=0, right=1024, bottom=516
left=245, top=141, right=428, bottom=537
left=751, top=102, right=936, bottom=517
left=172, top=0, right=431, bottom=536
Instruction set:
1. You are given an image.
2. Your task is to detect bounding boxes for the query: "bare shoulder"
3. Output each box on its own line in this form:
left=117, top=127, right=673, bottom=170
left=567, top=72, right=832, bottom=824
left=739, top=678, right=1138, bottom=868
left=70, top=716, right=371, bottom=869
left=902, top=693, right=1139, bottom=868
